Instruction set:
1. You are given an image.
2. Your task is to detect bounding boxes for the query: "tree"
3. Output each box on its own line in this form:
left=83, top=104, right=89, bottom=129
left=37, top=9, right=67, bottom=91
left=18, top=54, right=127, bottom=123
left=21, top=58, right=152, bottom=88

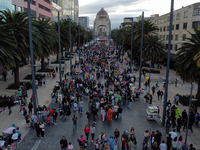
left=0, top=9, right=30, bottom=86
left=175, top=27, right=200, bottom=99
left=33, top=18, right=57, bottom=70
left=142, top=35, right=166, bottom=68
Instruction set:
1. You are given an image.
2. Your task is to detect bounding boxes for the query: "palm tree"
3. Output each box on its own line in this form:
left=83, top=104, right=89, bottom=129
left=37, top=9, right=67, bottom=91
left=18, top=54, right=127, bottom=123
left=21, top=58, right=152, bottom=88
left=143, top=35, right=166, bottom=68
left=175, top=27, right=200, bottom=99
left=33, top=18, right=57, bottom=70
left=0, top=9, right=30, bottom=86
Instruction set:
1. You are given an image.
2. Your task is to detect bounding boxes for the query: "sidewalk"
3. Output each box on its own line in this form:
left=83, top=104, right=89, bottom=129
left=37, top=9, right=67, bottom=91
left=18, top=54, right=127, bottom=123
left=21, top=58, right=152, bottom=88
left=0, top=54, right=75, bottom=141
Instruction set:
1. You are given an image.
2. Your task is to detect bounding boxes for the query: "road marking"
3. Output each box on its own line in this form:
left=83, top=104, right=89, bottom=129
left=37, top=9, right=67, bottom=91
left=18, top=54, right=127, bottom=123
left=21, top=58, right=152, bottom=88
left=31, top=139, right=41, bottom=150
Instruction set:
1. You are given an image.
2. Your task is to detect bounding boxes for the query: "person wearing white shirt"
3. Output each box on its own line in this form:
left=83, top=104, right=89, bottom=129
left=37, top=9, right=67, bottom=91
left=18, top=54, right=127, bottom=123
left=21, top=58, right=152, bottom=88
left=170, top=129, right=177, bottom=140
left=11, top=130, right=18, bottom=147
left=159, top=140, right=167, bottom=150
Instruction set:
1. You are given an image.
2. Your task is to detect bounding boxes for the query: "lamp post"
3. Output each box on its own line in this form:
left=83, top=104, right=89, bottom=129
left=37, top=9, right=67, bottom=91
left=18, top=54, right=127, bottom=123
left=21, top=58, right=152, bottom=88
left=185, top=83, right=194, bottom=144
left=83, top=27, right=85, bottom=62
left=162, top=0, right=174, bottom=126
left=122, top=23, right=124, bottom=63
left=69, top=17, right=72, bottom=78
left=149, top=60, right=151, bottom=92
left=58, top=11, right=62, bottom=83
left=28, top=0, right=37, bottom=113
left=78, top=22, right=80, bottom=67
left=139, top=12, right=144, bottom=88
left=130, top=19, right=134, bottom=73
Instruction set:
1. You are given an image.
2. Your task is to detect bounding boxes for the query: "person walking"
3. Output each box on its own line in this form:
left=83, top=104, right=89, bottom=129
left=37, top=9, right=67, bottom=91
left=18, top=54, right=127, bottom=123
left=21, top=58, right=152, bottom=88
left=39, top=122, right=45, bottom=138
left=67, top=142, right=74, bottom=150
left=72, top=115, right=78, bottom=131
left=7, top=99, right=12, bottom=115
left=84, top=125, right=90, bottom=141
left=35, top=121, right=40, bottom=138
left=52, top=109, right=58, bottom=125
left=79, top=99, right=84, bottom=113
left=107, top=108, right=113, bottom=124
left=172, top=137, right=178, bottom=150
left=90, top=124, right=96, bottom=142
left=101, top=108, right=106, bottom=121
left=28, top=102, right=33, bottom=114
left=60, top=136, right=68, bottom=150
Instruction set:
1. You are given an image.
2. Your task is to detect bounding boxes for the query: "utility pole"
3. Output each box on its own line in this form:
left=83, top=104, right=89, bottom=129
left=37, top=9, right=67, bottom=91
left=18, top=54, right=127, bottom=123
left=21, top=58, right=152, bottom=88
left=122, top=23, right=124, bottom=63
left=139, top=12, right=144, bottom=88
left=28, top=0, right=37, bottom=113
left=58, top=11, right=62, bottom=83
left=130, top=19, right=134, bottom=73
left=162, top=0, right=174, bottom=126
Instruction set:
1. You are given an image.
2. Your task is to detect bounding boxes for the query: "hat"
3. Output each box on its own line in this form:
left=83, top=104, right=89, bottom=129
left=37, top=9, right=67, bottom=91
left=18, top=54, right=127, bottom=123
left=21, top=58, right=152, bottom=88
left=110, top=135, right=113, bottom=137
left=156, top=130, right=159, bottom=132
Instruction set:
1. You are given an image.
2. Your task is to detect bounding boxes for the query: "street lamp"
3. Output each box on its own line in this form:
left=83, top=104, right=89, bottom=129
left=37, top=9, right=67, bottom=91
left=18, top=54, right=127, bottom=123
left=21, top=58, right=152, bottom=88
left=139, top=12, right=144, bottom=89
left=78, top=22, right=80, bottom=67
left=122, top=23, right=125, bottom=63
left=130, top=19, right=134, bottom=73
left=27, top=0, right=37, bottom=113
left=162, top=0, right=174, bottom=126
left=58, top=11, right=62, bottom=83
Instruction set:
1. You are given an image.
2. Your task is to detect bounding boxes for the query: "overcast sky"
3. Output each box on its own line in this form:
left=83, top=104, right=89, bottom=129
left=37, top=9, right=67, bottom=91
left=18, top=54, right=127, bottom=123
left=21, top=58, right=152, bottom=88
left=79, top=0, right=200, bottom=29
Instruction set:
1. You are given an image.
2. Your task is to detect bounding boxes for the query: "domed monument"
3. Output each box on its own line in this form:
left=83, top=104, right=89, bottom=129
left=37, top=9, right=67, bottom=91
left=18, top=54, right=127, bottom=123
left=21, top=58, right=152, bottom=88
left=94, top=7, right=111, bottom=37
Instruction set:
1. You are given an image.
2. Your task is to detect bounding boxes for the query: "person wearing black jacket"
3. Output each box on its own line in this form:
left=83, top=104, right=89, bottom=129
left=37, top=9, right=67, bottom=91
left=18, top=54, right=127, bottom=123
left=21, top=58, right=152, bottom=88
left=53, top=109, right=58, bottom=125
left=28, top=102, right=33, bottom=114
left=118, top=106, right=123, bottom=119
left=35, top=121, right=40, bottom=138
left=7, top=99, right=12, bottom=115
left=60, top=136, right=68, bottom=150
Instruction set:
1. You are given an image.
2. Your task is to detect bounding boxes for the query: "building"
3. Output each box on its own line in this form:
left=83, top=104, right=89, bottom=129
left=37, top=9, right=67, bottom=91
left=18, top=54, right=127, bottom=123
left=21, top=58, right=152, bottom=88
left=120, top=17, right=140, bottom=28
left=0, top=0, right=52, bottom=20
left=52, top=0, right=79, bottom=23
left=0, top=0, right=12, bottom=11
left=79, top=16, right=89, bottom=28
left=94, top=7, right=111, bottom=37
left=149, top=3, right=200, bottom=56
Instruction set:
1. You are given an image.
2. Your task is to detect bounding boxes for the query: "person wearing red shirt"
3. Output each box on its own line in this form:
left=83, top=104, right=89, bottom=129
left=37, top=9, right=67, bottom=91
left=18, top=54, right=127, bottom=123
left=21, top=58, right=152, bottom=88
left=84, top=125, right=90, bottom=141
left=107, top=109, right=113, bottom=124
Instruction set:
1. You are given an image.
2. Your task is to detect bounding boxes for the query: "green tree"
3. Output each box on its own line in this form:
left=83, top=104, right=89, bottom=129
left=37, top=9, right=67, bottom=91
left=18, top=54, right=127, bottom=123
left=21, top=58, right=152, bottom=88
left=175, top=27, right=200, bottom=99
left=0, top=9, right=30, bottom=86
left=142, top=35, right=166, bottom=68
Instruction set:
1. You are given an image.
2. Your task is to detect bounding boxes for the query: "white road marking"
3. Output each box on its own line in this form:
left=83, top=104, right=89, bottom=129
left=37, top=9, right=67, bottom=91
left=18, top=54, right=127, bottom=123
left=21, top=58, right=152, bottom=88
left=31, top=139, right=41, bottom=150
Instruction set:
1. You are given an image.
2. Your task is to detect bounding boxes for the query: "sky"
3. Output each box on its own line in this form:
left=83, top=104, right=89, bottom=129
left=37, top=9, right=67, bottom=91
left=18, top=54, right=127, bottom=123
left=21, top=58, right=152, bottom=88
left=79, top=0, right=200, bottom=29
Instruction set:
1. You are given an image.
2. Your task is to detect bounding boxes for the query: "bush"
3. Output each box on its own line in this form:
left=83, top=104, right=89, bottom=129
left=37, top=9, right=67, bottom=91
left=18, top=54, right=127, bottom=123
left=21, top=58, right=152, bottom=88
left=24, top=74, right=46, bottom=80
left=37, top=68, right=54, bottom=72
left=176, top=94, right=200, bottom=106
left=142, top=68, right=160, bottom=74
left=7, top=81, right=32, bottom=90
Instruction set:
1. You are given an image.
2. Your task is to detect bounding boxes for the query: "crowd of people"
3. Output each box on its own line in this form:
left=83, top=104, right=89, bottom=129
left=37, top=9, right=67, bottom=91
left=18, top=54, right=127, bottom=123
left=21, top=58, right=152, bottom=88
left=3, top=40, right=199, bottom=150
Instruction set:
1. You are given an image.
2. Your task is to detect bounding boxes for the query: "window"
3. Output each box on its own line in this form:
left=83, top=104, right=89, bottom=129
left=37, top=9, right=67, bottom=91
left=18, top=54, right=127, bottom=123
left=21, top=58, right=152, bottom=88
left=18, top=7, right=22, bottom=12
left=166, top=44, right=172, bottom=50
left=24, top=8, right=36, bottom=17
left=172, top=25, right=174, bottom=30
left=175, top=44, right=178, bottom=51
left=175, top=34, right=178, bottom=41
left=164, top=17, right=166, bottom=23
left=194, top=8, right=200, bottom=16
left=161, top=19, right=163, bottom=24
left=182, top=34, right=186, bottom=41
left=167, top=16, right=170, bottom=22
left=163, top=26, right=166, bottom=31
left=171, top=35, right=173, bottom=40
left=24, top=0, right=36, bottom=5
left=176, top=13, right=180, bottom=20
left=160, top=27, right=162, bottom=32
left=183, top=23, right=187, bottom=29
left=173, top=15, right=175, bottom=21
left=166, top=35, right=169, bottom=40
left=157, top=20, right=160, bottom=24
left=39, top=14, right=50, bottom=19
left=167, top=26, right=169, bottom=31
left=184, top=11, right=188, bottom=18
left=38, top=4, right=51, bottom=13
left=193, top=21, right=200, bottom=28
left=163, top=35, right=165, bottom=40
left=12, top=4, right=16, bottom=11
left=176, top=24, right=179, bottom=30
left=44, top=0, right=50, bottom=4
left=160, top=35, right=162, bottom=40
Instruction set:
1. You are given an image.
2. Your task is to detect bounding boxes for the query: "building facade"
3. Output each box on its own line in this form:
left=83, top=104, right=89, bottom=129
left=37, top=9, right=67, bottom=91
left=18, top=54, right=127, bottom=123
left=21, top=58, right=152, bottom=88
left=149, top=3, right=200, bottom=55
left=120, top=17, right=140, bottom=28
left=52, top=0, right=79, bottom=23
left=0, top=0, right=12, bottom=11
left=12, top=0, right=24, bottom=12
left=79, top=16, right=89, bottom=28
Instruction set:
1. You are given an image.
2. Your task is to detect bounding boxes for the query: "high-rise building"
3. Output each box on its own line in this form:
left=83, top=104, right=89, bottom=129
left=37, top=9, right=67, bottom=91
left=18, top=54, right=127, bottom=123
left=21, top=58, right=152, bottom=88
left=12, top=0, right=24, bottom=12
left=0, top=0, right=12, bottom=11
left=52, top=0, right=79, bottom=23
left=79, top=16, right=89, bottom=28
